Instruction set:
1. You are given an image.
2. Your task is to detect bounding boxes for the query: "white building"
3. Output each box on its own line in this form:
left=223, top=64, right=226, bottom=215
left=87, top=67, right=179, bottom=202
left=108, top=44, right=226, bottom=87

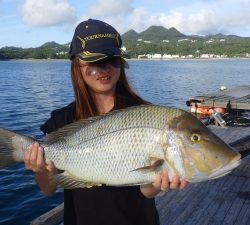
left=178, top=39, right=189, bottom=42
left=162, top=54, right=179, bottom=59
left=138, top=54, right=149, bottom=59
left=200, top=54, right=215, bottom=58
left=56, top=51, right=67, bottom=55
left=162, top=54, right=172, bottom=59
left=170, top=54, right=180, bottom=59
left=205, top=40, right=213, bottom=43
left=151, top=54, right=162, bottom=59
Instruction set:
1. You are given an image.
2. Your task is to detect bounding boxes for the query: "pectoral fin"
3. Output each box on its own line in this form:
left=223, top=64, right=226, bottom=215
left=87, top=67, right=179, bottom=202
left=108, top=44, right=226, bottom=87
left=130, top=157, right=164, bottom=173
left=50, top=172, right=102, bottom=189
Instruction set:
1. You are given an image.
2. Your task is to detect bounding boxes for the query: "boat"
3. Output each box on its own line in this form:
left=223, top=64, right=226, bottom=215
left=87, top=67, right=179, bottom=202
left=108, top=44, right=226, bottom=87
left=186, top=85, right=250, bottom=127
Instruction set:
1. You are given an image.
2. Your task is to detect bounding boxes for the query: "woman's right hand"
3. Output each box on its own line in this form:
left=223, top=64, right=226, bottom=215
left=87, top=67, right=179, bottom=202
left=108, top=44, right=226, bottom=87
left=24, top=142, right=58, bottom=196
left=24, top=142, right=54, bottom=173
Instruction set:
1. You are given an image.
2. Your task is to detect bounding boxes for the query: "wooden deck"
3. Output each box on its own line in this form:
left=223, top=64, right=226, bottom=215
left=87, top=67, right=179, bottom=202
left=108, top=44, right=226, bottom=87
left=157, top=126, right=250, bottom=225
left=157, top=157, right=250, bottom=225
left=187, top=85, right=250, bottom=110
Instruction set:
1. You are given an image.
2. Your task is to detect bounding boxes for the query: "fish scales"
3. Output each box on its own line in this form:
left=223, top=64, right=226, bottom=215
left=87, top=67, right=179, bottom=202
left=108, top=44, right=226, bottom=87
left=45, top=105, right=180, bottom=185
left=63, top=128, right=164, bottom=185
left=57, top=105, right=183, bottom=144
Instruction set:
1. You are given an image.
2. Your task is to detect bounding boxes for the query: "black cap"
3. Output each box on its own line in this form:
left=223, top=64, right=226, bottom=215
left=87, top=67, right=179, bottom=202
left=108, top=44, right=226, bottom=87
left=69, top=19, right=123, bottom=62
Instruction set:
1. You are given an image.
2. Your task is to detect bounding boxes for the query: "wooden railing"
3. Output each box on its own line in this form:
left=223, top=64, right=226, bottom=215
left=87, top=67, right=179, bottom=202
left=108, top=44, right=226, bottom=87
left=30, top=203, right=64, bottom=225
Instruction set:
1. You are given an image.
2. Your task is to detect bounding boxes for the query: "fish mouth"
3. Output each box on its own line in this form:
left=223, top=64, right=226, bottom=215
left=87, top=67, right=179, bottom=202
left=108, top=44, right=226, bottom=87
left=208, top=153, right=241, bottom=180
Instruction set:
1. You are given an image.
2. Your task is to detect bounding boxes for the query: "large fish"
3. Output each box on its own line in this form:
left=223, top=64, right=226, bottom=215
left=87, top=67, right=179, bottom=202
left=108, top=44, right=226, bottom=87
left=0, top=105, right=241, bottom=188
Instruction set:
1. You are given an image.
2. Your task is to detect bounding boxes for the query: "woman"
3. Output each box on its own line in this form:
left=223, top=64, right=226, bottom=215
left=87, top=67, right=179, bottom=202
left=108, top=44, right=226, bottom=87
left=24, top=19, right=187, bottom=225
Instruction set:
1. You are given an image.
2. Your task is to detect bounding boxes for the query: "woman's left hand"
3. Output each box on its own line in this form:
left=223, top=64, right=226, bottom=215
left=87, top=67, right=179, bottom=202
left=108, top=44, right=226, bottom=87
left=140, top=171, right=188, bottom=198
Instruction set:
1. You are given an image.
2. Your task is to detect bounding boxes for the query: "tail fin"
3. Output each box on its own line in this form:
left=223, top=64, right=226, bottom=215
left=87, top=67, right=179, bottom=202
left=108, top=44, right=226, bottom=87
left=0, top=128, right=34, bottom=168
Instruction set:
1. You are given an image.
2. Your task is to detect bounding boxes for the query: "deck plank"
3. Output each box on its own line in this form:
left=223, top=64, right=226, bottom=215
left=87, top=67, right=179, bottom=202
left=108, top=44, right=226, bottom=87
left=234, top=179, right=250, bottom=225
left=208, top=176, right=246, bottom=225
left=222, top=178, right=248, bottom=225
left=182, top=177, right=229, bottom=225
left=208, top=126, right=250, bottom=145
left=157, top=156, right=250, bottom=225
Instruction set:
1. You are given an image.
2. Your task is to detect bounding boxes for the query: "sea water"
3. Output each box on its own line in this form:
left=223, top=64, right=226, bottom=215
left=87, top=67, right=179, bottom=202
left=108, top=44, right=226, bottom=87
left=0, top=59, right=250, bottom=225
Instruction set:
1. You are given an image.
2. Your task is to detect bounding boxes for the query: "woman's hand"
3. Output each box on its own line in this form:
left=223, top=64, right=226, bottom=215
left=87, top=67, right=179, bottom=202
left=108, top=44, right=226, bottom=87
left=140, top=171, right=188, bottom=198
left=24, top=142, right=58, bottom=196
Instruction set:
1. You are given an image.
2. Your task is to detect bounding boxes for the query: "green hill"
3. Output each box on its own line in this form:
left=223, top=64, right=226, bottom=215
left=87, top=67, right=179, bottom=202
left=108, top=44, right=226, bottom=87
left=139, top=26, right=185, bottom=40
left=40, top=41, right=61, bottom=48
left=121, top=26, right=250, bottom=57
left=122, top=26, right=186, bottom=45
left=122, top=29, right=138, bottom=43
left=1, top=26, right=250, bottom=59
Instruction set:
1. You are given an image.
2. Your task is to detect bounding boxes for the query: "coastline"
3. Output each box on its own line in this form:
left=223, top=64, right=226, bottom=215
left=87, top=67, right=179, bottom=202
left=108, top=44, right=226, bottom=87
left=127, top=57, right=250, bottom=61
left=1, top=57, right=250, bottom=62
left=6, top=58, right=69, bottom=61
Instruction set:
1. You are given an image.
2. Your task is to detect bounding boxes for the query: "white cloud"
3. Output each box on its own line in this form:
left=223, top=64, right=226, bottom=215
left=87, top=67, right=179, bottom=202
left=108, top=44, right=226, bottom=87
left=148, top=11, right=185, bottom=30
left=128, top=7, right=148, bottom=32
left=76, top=0, right=134, bottom=34
left=102, top=7, right=148, bottom=34
left=71, top=0, right=250, bottom=37
left=126, top=1, right=250, bottom=35
left=181, top=9, right=219, bottom=34
left=77, top=0, right=222, bottom=35
left=21, top=0, right=77, bottom=27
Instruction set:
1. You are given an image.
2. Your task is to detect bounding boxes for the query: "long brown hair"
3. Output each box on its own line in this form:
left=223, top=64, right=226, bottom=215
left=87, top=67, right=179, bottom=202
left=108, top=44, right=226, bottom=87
left=71, top=57, right=147, bottom=120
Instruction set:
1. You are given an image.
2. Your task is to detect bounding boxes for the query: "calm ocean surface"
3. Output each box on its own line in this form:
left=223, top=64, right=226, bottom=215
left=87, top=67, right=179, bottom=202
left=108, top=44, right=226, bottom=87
left=0, top=59, right=250, bottom=225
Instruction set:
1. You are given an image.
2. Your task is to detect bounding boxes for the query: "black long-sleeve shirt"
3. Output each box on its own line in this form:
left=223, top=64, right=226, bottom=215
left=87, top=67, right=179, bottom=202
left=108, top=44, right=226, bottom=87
left=40, top=102, right=160, bottom=225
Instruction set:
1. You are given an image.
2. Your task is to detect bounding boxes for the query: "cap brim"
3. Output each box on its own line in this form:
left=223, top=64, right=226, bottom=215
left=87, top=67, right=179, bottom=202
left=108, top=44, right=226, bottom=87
left=77, top=47, right=123, bottom=62
left=76, top=49, right=129, bottom=68
left=77, top=54, right=111, bottom=62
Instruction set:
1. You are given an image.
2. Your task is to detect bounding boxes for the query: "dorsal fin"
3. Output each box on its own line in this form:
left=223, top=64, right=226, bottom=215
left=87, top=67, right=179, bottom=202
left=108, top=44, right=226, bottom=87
left=44, top=116, right=103, bottom=145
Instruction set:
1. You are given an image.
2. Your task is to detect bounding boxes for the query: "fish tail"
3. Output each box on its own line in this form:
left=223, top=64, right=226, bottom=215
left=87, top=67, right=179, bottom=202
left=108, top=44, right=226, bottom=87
left=0, top=128, right=34, bottom=168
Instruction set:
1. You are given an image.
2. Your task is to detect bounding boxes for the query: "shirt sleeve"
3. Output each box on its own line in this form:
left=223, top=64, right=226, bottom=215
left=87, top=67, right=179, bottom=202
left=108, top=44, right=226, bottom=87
left=40, top=102, right=75, bottom=134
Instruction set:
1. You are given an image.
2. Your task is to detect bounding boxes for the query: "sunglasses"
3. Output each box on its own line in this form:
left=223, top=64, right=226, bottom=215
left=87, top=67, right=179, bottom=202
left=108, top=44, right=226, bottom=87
left=78, top=57, right=129, bottom=77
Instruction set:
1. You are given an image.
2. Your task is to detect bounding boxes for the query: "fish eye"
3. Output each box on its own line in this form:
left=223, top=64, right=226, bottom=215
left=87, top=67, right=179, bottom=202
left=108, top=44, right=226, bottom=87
left=191, top=133, right=201, bottom=142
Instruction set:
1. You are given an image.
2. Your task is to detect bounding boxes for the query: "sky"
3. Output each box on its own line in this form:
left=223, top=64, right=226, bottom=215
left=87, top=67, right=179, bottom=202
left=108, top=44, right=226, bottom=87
left=1, top=0, right=250, bottom=48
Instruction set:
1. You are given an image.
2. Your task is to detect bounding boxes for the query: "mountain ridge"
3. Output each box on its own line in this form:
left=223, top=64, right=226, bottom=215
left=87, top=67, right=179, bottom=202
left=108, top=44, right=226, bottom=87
left=128, top=25, right=186, bottom=41
left=1, top=26, right=250, bottom=59
left=121, top=25, right=247, bottom=43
